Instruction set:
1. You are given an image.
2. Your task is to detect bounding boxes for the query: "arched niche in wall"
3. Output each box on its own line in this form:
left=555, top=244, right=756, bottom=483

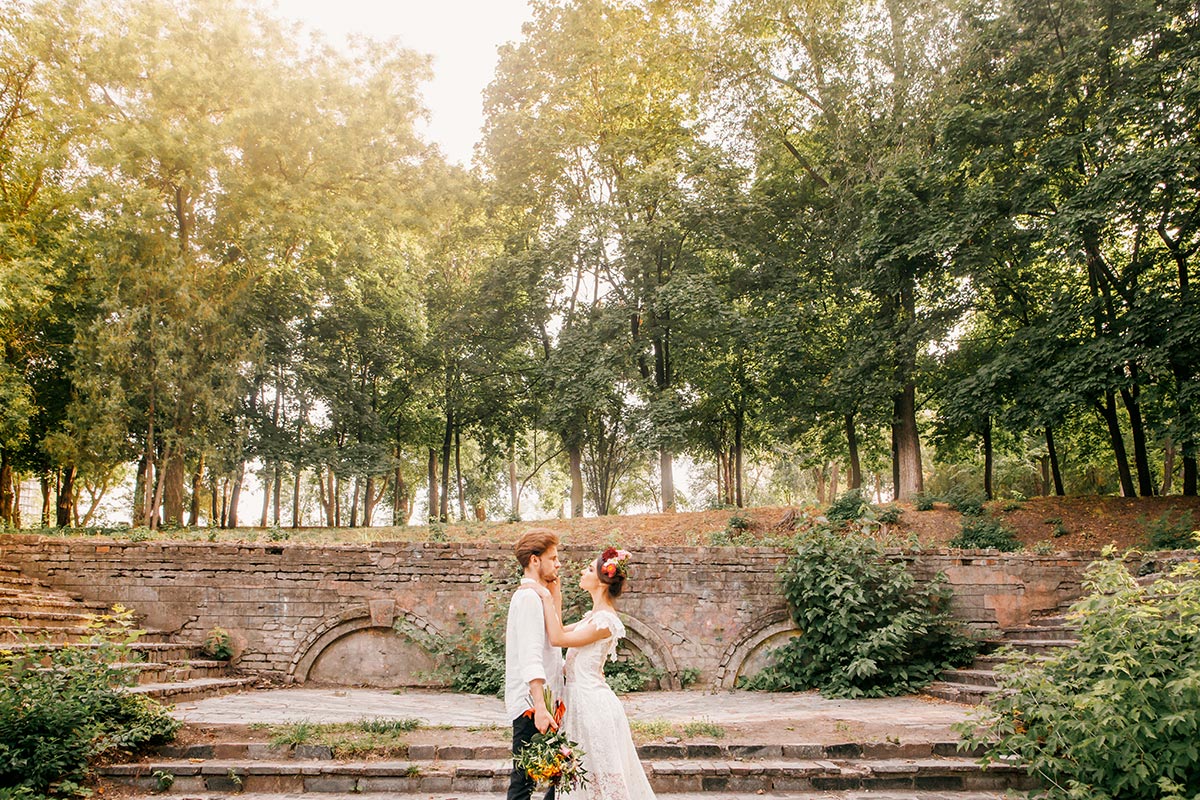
left=714, top=608, right=799, bottom=689
left=288, top=603, right=443, bottom=687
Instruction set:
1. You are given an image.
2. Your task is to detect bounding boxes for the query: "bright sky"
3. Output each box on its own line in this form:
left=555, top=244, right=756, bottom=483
left=271, top=0, right=535, bottom=166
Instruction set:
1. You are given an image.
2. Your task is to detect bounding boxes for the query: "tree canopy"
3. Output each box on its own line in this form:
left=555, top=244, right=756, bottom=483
left=1, top=0, right=1196, bottom=529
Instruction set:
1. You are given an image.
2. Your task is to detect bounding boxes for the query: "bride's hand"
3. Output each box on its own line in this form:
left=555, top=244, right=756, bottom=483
left=530, top=582, right=551, bottom=599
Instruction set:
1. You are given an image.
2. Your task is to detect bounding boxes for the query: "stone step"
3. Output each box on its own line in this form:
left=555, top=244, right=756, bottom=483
left=121, top=660, right=233, bottom=684
left=150, top=740, right=987, bottom=763
left=2, top=640, right=208, bottom=662
left=923, top=682, right=999, bottom=706
left=0, top=608, right=99, bottom=627
left=100, top=756, right=1036, bottom=795
left=0, top=625, right=177, bottom=644
left=130, top=676, right=259, bottom=703
left=936, top=669, right=997, bottom=688
left=113, top=791, right=1014, bottom=800
left=982, top=638, right=1075, bottom=656
left=999, top=626, right=1079, bottom=642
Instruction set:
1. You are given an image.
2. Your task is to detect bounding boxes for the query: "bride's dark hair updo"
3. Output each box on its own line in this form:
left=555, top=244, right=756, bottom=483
left=595, top=547, right=630, bottom=598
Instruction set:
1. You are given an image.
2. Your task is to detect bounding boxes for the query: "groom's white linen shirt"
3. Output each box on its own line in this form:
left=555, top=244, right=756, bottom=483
left=504, top=580, right=563, bottom=721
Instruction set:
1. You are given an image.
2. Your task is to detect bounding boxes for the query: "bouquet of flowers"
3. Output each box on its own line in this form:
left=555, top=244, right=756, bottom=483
left=516, top=688, right=587, bottom=792
left=515, top=728, right=588, bottom=792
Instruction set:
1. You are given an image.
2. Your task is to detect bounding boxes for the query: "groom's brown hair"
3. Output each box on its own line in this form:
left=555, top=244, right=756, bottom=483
left=515, top=529, right=560, bottom=569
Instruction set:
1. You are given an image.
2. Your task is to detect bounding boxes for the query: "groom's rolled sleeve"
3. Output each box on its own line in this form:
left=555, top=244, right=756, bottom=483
left=513, top=591, right=548, bottom=684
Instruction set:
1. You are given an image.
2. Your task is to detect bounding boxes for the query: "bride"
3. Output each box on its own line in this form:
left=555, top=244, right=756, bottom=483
left=532, top=548, right=656, bottom=800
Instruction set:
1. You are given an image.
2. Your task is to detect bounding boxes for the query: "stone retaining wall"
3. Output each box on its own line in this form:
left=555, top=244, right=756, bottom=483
left=0, top=536, right=1113, bottom=689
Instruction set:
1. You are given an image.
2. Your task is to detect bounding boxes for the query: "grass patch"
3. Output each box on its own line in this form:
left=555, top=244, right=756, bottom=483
left=629, top=719, right=725, bottom=742
left=263, top=718, right=423, bottom=757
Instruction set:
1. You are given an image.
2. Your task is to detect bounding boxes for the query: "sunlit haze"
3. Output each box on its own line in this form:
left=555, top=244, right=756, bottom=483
left=271, top=0, right=534, bottom=166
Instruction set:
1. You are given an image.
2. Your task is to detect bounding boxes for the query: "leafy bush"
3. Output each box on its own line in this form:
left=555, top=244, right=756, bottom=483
left=942, top=488, right=986, bottom=516
left=949, top=516, right=1022, bottom=551
left=676, top=667, right=701, bottom=689
left=825, top=488, right=872, bottom=523
left=914, top=493, right=936, bottom=511
left=959, top=551, right=1200, bottom=799
left=604, top=652, right=663, bottom=693
left=1145, top=510, right=1199, bottom=551
left=726, top=513, right=752, bottom=532
left=200, top=627, right=234, bottom=660
left=743, top=526, right=977, bottom=697
left=0, top=607, right=180, bottom=797
left=876, top=504, right=903, bottom=524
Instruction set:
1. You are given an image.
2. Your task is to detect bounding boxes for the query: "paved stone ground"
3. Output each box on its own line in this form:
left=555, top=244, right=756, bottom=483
left=173, top=688, right=977, bottom=744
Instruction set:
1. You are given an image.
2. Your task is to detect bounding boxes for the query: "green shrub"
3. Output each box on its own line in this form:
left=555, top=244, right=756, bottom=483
left=1145, top=510, right=1199, bottom=551
left=959, top=551, right=1200, bottom=799
left=743, top=526, right=977, bottom=698
left=726, top=513, right=752, bottom=532
left=0, top=607, right=180, bottom=797
left=604, top=652, right=663, bottom=693
left=876, top=504, right=903, bottom=524
left=949, top=516, right=1022, bottom=551
left=914, top=492, right=936, bottom=511
left=825, top=488, right=872, bottom=523
left=200, top=627, right=234, bottom=660
left=676, top=667, right=701, bottom=689
left=945, top=489, right=986, bottom=516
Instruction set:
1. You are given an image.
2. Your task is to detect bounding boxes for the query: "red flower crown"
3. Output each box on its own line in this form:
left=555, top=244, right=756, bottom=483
left=599, top=547, right=632, bottom=580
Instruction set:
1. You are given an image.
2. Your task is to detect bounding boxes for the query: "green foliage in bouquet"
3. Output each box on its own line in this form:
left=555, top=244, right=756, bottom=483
left=515, top=729, right=588, bottom=792
left=744, top=525, right=977, bottom=697
left=958, top=551, right=1200, bottom=800
left=0, top=606, right=180, bottom=797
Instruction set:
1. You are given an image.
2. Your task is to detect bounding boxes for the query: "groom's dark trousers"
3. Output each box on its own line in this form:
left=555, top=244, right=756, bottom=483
left=507, top=713, right=555, bottom=800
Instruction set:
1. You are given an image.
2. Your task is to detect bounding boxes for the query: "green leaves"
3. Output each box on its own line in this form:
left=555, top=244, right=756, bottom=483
left=744, top=521, right=977, bottom=697
left=961, top=554, right=1200, bottom=799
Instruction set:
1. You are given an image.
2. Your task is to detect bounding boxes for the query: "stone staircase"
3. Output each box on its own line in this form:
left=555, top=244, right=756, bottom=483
left=0, top=561, right=255, bottom=703
left=100, top=736, right=1036, bottom=797
left=926, top=614, right=1080, bottom=705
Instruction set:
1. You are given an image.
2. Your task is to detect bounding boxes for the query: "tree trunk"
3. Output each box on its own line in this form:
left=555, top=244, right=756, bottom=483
left=56, top=466, right=76, bottom=527
left=394, top=463, right=409, bottom=526
left=0, top=449, right=14, bottom=526
left=1045, top=425, right=1065, bottom=496
left=982, top=416, right=994, bottom=500
left=1099, top=392, right=1136, bottom=497
left=427, top=449, right=439, bottom=522
left=1162, top=440, right=1176, bottom=495
left=40, top=474, right=52, bottom=527
left=845, top=414, right=863, bottom=489
left=189, top=452, right=205, bottom=526
left=364, top=476, right=376, bottom=526
left=149, top=446, right=172, bottom=530
left=218, top=477, right=227, bottom=527
left=163, top=448, right=186, bottom=526
left=350, top=477, right=360, bottom=527
left=829, top=460, right=839, bottom=500
left=734, top=416, right=744, bottom=508
left=455, top=428, right=465, bottom=522
left=509, top=442, right=520, bottom=519
left=569, top=443, right=583, bottom=518
left=815, top=466, right=826, bottom=505
left=660, top=449, right=676, bottom=512
left=292, top=467, right=302, bottom=527
left=210, top=471, right=220, bottom=527
left=334, top=474, right=342, bottom=527
left=261, top=466, right=273, bottom=527
left=1118, top=384, right=1155, bottom=496
left=273, top=467, right=282, bottom=526
left=226, top=460, right=244, bottom=528
left=439, top=413, right=452, bottom=522
left=891, top=383, right=924, bottom=500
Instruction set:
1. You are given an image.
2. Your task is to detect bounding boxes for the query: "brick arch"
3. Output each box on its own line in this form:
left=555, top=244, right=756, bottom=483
left=617, top=613, right=681, bottom=690
left=287, top=604, right=440, bottom=684
left=714, top=608, right=798, bottom=689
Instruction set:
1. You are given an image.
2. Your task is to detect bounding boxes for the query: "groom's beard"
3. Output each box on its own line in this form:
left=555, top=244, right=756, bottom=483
left=537, top=564, right=558, bottom=585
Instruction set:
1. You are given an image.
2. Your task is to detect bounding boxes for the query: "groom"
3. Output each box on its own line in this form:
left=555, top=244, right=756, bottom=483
left=505, top=528, right=564, bottom=800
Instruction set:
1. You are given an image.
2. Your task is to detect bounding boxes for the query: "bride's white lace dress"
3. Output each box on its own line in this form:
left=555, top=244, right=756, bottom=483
left=562, top=609, right=656, bottom=800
